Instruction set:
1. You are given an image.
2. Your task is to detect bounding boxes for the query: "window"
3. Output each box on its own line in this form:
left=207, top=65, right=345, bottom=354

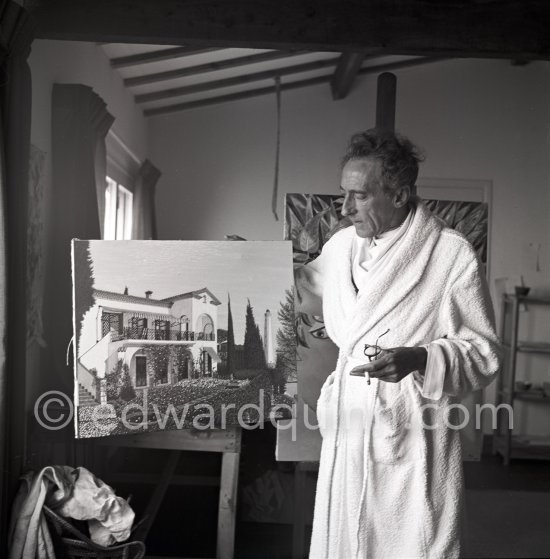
left=104, top=176, right=133, bottom=240
left=196, top=313, right=214, bottom=341
left=135, top=355, right=147, bottom=387
left=154, top=319, right=170, bottom=340
left=101, top=312, right=123, bottom=337
left=201, top=349, right=212, bottom=376
left=129, top=317, right=148, bottom=338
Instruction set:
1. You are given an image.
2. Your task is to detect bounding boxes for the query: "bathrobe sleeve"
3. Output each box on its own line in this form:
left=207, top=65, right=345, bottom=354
left=421, top=247, right=502, bottom=399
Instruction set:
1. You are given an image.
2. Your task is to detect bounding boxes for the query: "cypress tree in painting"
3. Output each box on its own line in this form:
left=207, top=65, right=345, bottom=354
left=74, top=241, right=95, bottom=344
left=243, top=299, right=266, bottom=369
left=226, top=294, right=236, bottom=378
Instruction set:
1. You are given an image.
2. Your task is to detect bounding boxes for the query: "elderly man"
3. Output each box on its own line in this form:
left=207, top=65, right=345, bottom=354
left=299, top=130, right=501, bottom=558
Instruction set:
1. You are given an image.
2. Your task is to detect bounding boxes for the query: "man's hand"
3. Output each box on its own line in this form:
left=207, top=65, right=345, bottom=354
left=350, top=346, right=427, bottom=383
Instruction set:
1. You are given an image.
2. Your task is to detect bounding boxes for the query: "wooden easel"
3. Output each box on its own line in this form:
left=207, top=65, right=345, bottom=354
left=97, top=427, right=241, bottom=559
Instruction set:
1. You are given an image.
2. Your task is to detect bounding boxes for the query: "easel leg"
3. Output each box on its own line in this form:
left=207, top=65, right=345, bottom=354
left=292, top=463, right=307, bottom=559
left=217, top=451, right=240, bottom=559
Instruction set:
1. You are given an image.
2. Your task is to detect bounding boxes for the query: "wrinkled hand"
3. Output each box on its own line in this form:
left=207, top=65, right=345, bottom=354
left=350, top=347, right=427, bottom=383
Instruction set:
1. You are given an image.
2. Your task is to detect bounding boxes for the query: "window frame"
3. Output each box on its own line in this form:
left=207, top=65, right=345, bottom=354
left=104, top=176, right=133, bottom=240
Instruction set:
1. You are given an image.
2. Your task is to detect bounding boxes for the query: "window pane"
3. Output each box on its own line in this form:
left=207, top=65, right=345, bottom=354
left=105, top=178, right=133, bottom=240
left=124, top=188, right=133, bottom=240
left=116, top=186, right=125, bottom=240
left=104, top=177, right=118, bottom=240
left=116, top=184, right=133, bottom=240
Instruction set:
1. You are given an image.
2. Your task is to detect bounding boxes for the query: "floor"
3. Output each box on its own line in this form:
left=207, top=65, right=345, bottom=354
left=102, top=431, right=550, bottom=558
left=460, top=449, right=550, bottom=558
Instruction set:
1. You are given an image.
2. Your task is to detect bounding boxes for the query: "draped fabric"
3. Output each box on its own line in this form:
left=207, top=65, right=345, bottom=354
left=0, top=0, right=34, bottom=544
left=43, top=84, right=113, bottom=397
left=27, top=145, right=47, bottom=349
left=132, top=159, right=161, bottom=240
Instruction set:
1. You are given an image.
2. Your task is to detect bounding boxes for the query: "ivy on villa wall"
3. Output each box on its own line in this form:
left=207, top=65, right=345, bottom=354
left=145, top=345, right=193, bottom=384
left=145, top=346, right=170, bottom=384
left=172, top=346, right=193, bottom=379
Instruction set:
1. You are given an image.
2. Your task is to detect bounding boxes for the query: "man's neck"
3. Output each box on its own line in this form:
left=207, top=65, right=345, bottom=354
left=374, top=205, right=411, bottom=240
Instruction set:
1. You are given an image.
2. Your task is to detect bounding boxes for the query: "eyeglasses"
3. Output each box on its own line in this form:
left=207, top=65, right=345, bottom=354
left=363, top=328, right=390, bottom=384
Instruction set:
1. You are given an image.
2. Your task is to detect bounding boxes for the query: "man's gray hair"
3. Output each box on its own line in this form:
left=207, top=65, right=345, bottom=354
left=342, top=129, right=424, bottom=194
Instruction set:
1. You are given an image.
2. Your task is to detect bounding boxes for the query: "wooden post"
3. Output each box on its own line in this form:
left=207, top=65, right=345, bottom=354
left=292, top=463, right=307, bottom=559
left=375, top=72, right=397, bottom=132
left=217, top=451, right=240, bottom=559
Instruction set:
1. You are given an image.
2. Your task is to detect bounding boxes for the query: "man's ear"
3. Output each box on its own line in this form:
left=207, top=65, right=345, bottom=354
left=393, top=185, right=411, bottom=208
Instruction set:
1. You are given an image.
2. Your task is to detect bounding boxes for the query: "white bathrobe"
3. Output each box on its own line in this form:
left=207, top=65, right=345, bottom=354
left=307, top=200, right=501, bottom=559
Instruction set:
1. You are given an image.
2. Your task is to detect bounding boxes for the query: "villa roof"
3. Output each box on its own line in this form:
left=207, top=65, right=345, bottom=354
left=161, top=288, right=222, bottom=306
left=94, top=287, right=222, bottom=307
left=94, top=289, right=173, bottom=308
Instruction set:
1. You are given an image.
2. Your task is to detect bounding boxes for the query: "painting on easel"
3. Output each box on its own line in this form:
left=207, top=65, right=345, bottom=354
left=72, top=240, right=296, bottom=438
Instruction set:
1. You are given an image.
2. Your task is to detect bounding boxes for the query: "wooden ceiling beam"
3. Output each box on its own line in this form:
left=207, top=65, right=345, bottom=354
left=144, top=56, right=444, bottom=116
left=330, top=52, right=366, bottom=100
left=135, top=57, right=340, bottom=104
left=110, top=46, right=223, bottom=68
left=144, top=75, right=332, bottom=116
left=30, top=0, right=550, bottom=61
left=124, top=50, right=308, bottom=87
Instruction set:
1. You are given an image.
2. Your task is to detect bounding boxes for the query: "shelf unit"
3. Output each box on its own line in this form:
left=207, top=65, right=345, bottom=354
left=493, top=294, right=550, bottom=465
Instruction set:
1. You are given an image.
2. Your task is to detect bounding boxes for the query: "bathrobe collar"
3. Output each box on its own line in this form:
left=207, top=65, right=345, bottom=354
left=323, top=199, right=444, bottom=354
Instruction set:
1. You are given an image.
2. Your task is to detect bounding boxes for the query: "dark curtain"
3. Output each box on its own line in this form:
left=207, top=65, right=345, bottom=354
left=0, top=0, right=34, bottom=544
left=41, top=84, right=113, bottom=418
left=132, top=159, right=161, bottom=240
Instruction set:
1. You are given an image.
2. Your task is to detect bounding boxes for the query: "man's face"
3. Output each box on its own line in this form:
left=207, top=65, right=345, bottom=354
left=340, top=158, right=398, bottom=238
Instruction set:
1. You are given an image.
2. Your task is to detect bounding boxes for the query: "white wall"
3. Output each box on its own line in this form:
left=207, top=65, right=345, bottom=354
left=149, top=58, right=550, bottom=433
left=27, top=40, right=149, bottom=400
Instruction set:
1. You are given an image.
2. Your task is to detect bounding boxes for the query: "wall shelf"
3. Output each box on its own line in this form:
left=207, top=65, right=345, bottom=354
left=513, top=390, right=550, bottom=403
left=502, top=342, right=550, bottom=354
left=493, top=294, right=550, bottom=465
left=503, top=294, right=550, bottom=306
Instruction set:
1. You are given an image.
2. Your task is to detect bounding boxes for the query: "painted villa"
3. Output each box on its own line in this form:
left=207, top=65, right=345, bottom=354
left=77, top=287, right=222, bottom=406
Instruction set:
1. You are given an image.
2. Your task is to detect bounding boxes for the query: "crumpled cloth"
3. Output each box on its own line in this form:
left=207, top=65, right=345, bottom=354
left=9, top=465, right=135, bottom=558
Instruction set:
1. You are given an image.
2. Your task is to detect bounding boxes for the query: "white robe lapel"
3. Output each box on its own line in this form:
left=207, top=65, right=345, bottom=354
left=325, top=202, right=444, bottom=354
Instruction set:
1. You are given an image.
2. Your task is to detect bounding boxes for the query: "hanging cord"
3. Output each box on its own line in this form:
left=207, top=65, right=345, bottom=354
left=272, top=76, right=282, bottom=221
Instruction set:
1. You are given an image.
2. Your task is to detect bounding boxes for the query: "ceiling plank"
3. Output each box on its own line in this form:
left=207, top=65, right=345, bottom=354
left=144, top=56, right=445, bottom=116
left=124, top=50, right=308, bottom=87
left=110, top=46, right=223, bottom=68
left=135, top=57, right=340, bottom=104
left=31, top=0, right=550, bottom=61
left=330, top=52, right=365, bottom=100
left=144, top=75, right=331, bottom=116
